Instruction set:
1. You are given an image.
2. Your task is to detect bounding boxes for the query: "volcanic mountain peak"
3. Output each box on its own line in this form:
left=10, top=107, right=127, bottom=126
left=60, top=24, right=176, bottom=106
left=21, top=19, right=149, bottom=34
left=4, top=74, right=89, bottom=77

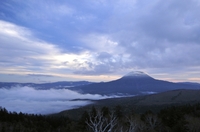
left=122, top=71, right=152, bottom=78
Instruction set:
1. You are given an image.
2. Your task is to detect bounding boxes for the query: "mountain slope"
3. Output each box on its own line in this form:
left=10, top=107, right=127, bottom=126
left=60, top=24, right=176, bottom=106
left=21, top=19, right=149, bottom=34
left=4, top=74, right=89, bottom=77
left=69, top=71, right=200, bottom=95
left=56, top=89, right=200, bottom=119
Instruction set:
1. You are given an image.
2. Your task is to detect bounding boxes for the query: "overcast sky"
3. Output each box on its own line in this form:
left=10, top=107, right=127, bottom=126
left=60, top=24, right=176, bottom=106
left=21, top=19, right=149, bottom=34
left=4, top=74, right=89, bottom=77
left=0, top=0, right=200, bottom=83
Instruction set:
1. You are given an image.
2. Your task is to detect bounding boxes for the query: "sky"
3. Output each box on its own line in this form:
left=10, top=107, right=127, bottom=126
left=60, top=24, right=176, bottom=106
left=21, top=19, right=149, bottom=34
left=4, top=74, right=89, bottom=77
left=0, top=0, right=200, bottom=83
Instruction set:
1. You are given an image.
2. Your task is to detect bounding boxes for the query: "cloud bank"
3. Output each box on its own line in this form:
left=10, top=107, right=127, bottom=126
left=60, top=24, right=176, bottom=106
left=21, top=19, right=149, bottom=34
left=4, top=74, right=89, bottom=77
left=0, top=86, right=112, bottom=114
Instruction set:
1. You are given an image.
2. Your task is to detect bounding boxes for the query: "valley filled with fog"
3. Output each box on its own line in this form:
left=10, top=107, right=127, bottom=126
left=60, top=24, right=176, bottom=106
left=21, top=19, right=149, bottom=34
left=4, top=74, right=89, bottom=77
left=0, top=86, right=120, bottom=114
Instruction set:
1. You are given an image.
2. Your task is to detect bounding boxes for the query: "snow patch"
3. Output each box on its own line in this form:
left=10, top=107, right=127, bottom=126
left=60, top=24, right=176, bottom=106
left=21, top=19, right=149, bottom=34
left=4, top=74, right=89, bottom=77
left=123, top=71, right=149, bottom=77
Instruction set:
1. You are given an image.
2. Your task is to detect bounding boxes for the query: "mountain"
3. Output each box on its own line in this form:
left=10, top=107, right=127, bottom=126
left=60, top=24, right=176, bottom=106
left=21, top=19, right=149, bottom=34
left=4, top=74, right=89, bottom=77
left=122, top=71, right=153, bottom=78
left=56, top=89, right=200, bottom=119
left=1, top=71, right=200, bottom=95
left=0, top=81, right=93, bottom=89
left=69, top=71, right=200, bottom=95
left=177, top=82, right=200, bottom=86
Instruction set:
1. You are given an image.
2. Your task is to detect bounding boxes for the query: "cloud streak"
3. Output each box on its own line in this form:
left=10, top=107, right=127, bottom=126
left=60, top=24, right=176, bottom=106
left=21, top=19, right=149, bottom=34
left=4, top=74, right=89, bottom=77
left=0, top=86, right=113, bottom=114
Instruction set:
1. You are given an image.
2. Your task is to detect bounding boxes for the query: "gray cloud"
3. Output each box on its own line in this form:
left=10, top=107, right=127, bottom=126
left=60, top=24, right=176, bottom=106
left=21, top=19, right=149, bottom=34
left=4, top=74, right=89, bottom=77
left=27, top=74, right=55, bottom=77
left=78, top=0, right=200, bottom=76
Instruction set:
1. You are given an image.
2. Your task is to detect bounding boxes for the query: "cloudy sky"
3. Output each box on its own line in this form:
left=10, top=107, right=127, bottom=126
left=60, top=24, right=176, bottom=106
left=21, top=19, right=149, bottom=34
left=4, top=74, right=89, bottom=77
left=0, top=0, right=200, bottom=83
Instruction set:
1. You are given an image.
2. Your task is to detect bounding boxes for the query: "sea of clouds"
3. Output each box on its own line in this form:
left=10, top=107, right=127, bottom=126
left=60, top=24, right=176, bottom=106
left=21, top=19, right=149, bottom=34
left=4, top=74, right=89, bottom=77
left=0, top=86, right=117, bottom=114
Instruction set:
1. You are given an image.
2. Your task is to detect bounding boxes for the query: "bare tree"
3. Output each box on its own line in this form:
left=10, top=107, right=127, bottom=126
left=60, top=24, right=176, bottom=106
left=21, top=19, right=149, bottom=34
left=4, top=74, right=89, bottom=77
left=127, top=116, right=138, bottom=132
left=86, top=110, right=117, bottom=132
left=145, top=113, right=160, bottom=131
left=185, top=115, right=200, bottom=132
left=125, top=115, right=146, bottom=132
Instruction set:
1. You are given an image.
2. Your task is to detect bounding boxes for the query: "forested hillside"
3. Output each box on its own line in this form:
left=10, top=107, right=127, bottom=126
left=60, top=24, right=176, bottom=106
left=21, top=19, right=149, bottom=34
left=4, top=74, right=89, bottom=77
left=1, top=103, right=200, bottom=132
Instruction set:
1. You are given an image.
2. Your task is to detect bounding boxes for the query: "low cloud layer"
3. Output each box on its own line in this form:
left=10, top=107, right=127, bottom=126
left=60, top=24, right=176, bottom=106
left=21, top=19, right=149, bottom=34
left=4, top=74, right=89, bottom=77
left=0, top=86, right=112, bottom=114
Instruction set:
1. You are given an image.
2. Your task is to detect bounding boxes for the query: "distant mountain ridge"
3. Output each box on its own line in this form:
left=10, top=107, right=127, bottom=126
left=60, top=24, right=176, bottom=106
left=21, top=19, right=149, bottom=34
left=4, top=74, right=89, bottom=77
left=1, top=71, right=200, bottom=95
left=0, top=81, right=93, bottom=89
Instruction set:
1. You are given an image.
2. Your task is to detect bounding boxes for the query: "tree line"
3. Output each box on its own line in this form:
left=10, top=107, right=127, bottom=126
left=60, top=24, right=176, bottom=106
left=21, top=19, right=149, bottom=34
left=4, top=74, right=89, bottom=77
left=1, top=103, right=200, bottom=132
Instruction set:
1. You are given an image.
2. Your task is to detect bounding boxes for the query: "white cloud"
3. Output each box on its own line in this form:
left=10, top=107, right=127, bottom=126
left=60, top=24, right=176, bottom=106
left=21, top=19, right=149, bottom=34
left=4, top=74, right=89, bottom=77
left=0, top=20, right=130, bottom=77
left=81, top=34, right=121, bottom=53
left=0, top=86, right=113, bottom=114
left=0, top=21, right=59, bottom=54
left=0, top=20, right=98, bottom=77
